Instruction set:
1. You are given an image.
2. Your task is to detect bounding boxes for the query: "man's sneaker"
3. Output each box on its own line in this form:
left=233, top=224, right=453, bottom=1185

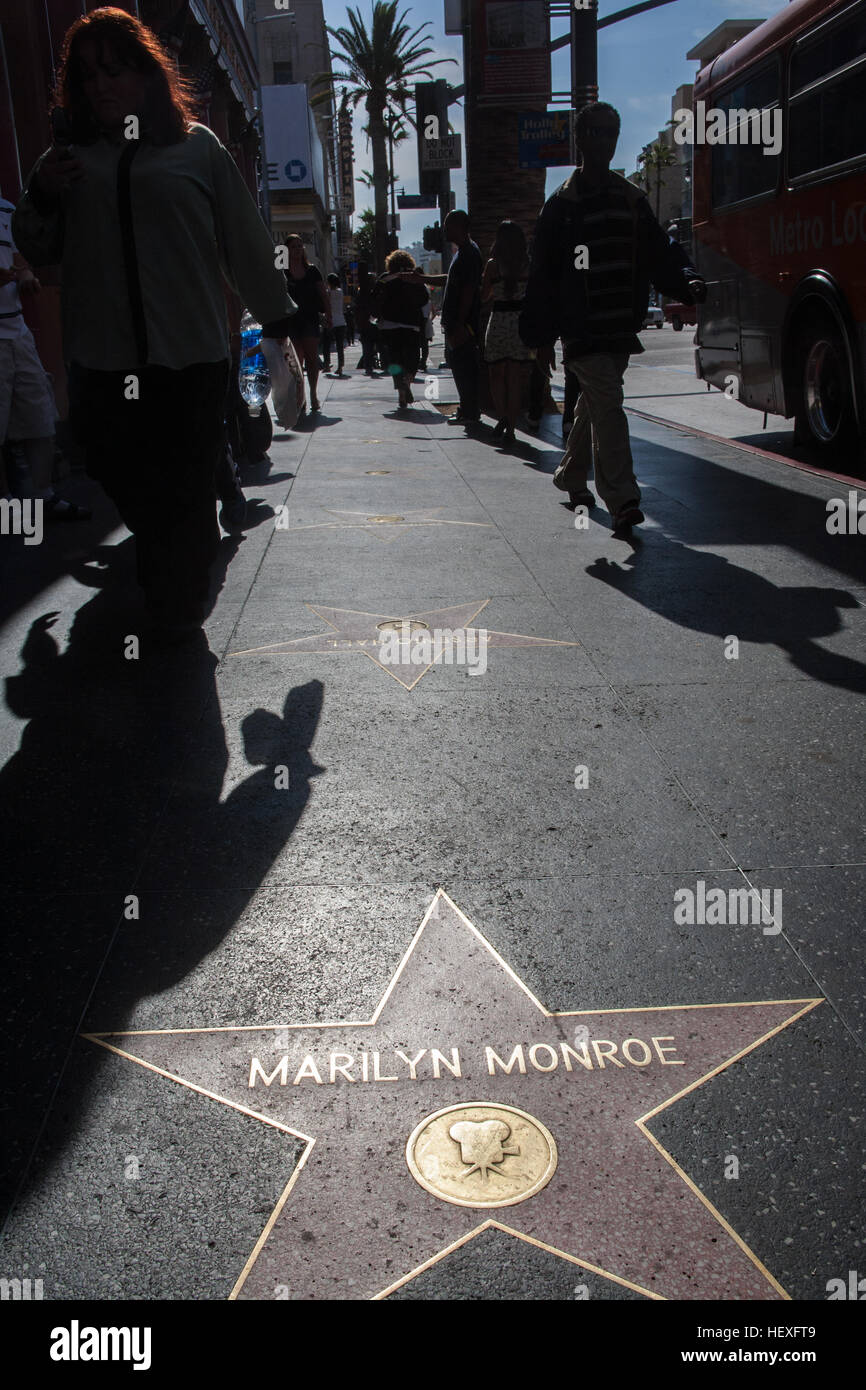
left=612, top=503, right=644, bottom=531
left=569, top=488, right=595, bottom=509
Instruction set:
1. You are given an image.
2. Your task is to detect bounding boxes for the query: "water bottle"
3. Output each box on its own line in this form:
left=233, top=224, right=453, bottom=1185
left=239, top=311, right=271, bottom=416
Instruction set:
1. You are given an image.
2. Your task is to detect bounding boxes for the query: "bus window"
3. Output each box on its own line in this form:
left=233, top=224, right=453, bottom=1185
left=789, top=5, right=866, bottom=178
left=789, top=1, right=866, bottom=91
left=711, top=62, right=781, bottom=208
left=789, top=68, right=866, bottom=177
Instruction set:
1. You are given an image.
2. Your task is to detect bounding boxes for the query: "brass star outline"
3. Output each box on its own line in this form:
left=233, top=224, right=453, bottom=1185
left=285, top=508, right=493, bottom=544
left=228, top=601, right=578, bottom=689
left=83, top=891, right=821, bottom=1302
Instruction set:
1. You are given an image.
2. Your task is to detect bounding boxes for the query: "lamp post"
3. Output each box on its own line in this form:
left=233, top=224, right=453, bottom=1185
left=562, top=0, right=681, bottom=162
left=247, top=4, right=296, bottom=229
left=386, top=106, right=401, bottom=252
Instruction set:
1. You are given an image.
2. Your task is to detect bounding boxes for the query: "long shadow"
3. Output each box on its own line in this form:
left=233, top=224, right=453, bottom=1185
left=0, top=474, right=116, bottom=633
left=0, top=536, right=324, bottom=1225
left=586, top=536, right=866, bottom=691
left=634, top=439, right=866, bottom=590
left=294, top=411, right=342, bottom=431
left=535, top=417, right=866, bottom=585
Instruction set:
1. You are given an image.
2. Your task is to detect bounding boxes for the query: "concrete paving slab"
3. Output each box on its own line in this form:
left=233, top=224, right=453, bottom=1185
left=619, top=680, right=866, bottom=867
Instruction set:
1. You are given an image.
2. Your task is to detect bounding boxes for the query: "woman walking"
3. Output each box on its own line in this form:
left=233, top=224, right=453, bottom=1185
left=283, top=234, right=330, bottom=414
left=481, top=221, right=535, bottom=445
left=354, top=266, right=378, bottom=375
left=12, top=6, right=296, bottom=640
left=323, top=272, right=346, bottom=376
left=372, top=250, right=429, bottom=409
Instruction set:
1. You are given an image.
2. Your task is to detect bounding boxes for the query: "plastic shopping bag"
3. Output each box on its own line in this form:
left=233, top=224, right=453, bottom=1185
left=260, top=336, right=303, bottom=430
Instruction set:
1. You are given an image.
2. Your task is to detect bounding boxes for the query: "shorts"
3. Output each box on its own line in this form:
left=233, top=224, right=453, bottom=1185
left=0, top=328, right=57, bottom=442
left=288, top=317, right=320, bottom=342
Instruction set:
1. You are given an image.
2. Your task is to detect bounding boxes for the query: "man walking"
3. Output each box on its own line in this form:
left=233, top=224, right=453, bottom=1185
left=520, top=102, right=706, bottom=530
left=421, top=210, right=483, bottom=427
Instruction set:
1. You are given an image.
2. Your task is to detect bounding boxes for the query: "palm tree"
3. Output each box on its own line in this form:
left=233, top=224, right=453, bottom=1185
left=313, top=2, right=453, bottom=269
left=638, top=139, right=678, bottom=222
left=355, top=208, right=376, bottom=264
left=361, top=106, right=411, bottom=249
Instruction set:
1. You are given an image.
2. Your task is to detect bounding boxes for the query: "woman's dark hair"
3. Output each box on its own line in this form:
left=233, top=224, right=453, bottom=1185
left=490, top=220, right=528, bottom=298
left=54, top=7, right=196, bottom=145
left=327, top=272, right=340, bottom=287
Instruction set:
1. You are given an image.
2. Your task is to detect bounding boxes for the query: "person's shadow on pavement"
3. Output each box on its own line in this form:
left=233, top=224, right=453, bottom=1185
left=0, top=536, right=324, bottom=1223
left=586, top=538, right=865, bottom=690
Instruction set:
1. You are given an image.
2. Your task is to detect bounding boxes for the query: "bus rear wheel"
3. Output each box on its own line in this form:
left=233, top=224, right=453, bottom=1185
left=795, top=315, right=858, bottom=459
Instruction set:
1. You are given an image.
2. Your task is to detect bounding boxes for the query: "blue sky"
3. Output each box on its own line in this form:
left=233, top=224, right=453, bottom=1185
left=320, top=0, right=782, bottom=247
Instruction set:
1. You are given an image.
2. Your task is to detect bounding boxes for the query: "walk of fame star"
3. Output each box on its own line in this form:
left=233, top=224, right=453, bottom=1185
left=84, top=892, right=820, bottom=1302
left=229, top=601, right=578, bottom=688
left=286, top=509, right=492, bottom=543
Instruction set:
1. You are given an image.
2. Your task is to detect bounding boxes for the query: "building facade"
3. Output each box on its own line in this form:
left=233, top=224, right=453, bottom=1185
left=242, top=0, right=342, bottom=273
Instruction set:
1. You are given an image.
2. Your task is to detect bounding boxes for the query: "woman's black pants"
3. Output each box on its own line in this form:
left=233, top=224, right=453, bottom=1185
left=70, top=361, right=229, bottom=622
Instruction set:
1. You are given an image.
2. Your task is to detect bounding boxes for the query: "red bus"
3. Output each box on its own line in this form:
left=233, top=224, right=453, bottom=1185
left=693, top=0, right=866, bottom=469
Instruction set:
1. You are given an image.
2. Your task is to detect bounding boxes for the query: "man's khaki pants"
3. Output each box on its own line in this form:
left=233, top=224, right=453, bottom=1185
left=554, top=352, right=640, bottom=515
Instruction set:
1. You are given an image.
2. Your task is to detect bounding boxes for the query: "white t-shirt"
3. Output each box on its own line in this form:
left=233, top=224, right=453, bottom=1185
left=327, top=287, right=345, bottom=327
left=0, top=199, right=25, bottom=339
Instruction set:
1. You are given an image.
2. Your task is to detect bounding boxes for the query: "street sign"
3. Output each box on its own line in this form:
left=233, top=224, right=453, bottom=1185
left=397, top=193, right=439, bottom=210
left=518, top=112, right=573, bottom=169
left=420, top=133, right=462, bottom=172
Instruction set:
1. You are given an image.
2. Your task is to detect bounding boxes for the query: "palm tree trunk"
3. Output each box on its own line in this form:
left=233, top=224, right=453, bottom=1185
left=367, top=98, right=390, bottom=271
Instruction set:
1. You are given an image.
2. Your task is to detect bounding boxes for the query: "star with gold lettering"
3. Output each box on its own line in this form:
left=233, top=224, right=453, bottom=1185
left=85, top=893, right=820, bottom=1301
left=229, top=601, right=578, bottom=689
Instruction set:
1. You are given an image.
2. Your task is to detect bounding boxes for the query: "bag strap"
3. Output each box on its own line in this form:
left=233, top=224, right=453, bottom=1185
left=116, top=142, right=148, bottom=366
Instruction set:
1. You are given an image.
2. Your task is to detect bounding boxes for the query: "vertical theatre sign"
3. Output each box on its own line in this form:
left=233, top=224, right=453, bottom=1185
left=338, top=100, right=355, bottom=217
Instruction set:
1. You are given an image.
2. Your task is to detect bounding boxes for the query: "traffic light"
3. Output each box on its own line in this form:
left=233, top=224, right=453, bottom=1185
left=423, top=222, right=443, bottom=253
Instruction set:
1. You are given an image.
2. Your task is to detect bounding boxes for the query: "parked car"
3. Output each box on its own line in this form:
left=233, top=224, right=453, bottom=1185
left=663, top=301, right=697, bottom=331
left=643, top=304, right=664, bottom=329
